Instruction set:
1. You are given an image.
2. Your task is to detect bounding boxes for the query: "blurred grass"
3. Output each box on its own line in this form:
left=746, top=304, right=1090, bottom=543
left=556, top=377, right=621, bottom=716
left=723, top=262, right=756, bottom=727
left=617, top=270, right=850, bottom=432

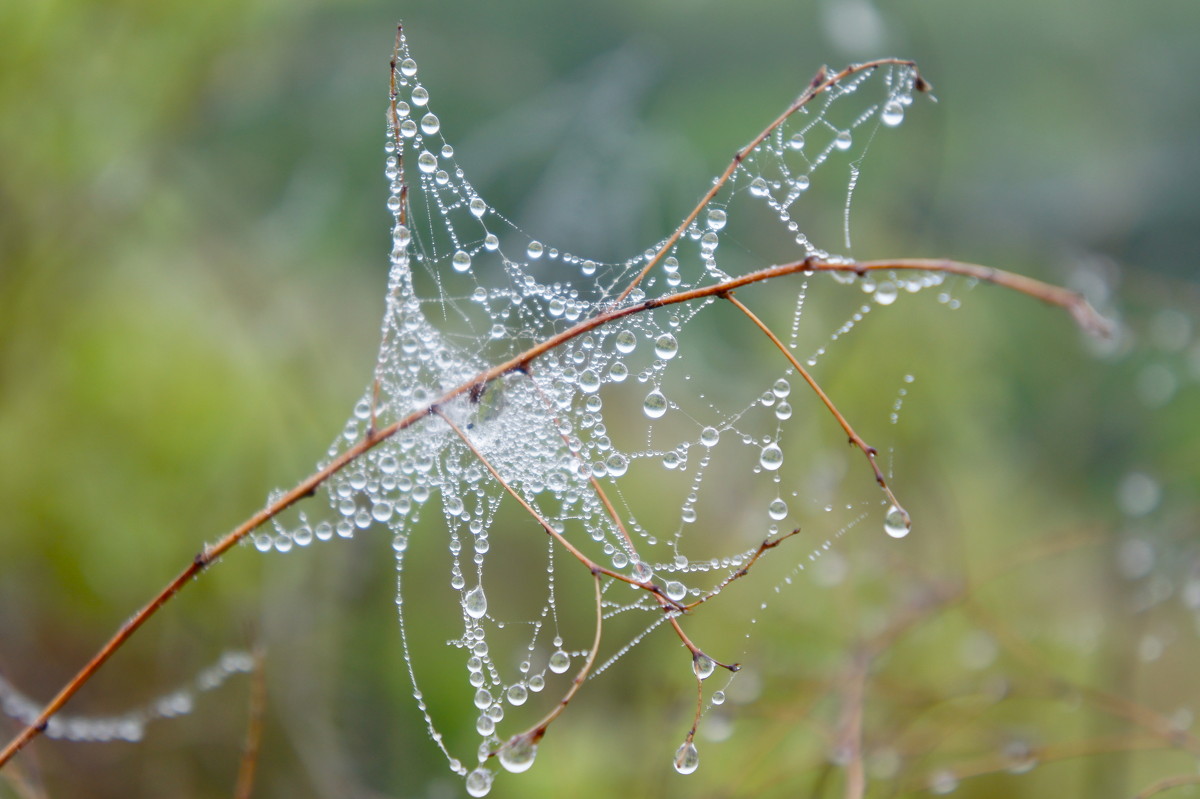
left=2, top=1, right=1199, bottom=797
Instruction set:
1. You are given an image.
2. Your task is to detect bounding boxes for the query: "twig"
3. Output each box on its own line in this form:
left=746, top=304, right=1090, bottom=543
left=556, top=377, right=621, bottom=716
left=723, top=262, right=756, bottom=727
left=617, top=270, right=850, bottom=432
left=1134, top=774, right=1200, bottom=799
left=233, top=645, right=267, bottom=799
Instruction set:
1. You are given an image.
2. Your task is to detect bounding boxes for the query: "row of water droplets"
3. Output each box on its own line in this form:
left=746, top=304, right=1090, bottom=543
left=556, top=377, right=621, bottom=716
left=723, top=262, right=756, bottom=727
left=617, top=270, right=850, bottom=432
left=259, top=31, right=926, bottom=795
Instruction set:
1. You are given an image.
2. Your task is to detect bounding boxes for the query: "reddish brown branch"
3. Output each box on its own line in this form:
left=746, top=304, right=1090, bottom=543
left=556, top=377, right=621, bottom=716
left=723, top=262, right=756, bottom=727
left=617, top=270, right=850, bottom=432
left=233, top=645, right=267, bottom=799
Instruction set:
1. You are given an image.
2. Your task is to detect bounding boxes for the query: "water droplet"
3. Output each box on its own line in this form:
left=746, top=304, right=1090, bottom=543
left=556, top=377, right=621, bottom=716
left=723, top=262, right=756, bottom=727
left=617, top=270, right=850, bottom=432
left=706, top=208, right=727, bottom=231
left=452, top=250, right=472, bottom=272
left=711, top=690, right=726, bottom=705
left=614, top=330, right=637, bottom=354
left=673, top=740, right=700, bottom=775
left=787, top=132, right=805, bottom=151
left=759, top=443, right=783, bottom=471
left=578, top=370, right=600, bottom=393
left=464, top=585, right=488, bottom=619
left=410, top=85, right=429, bottom=106
left=774, top=401, right=792, bottom=420
left=399, top=118, right=417, bottom=138
left=768, top=498, right=788, bottom=521
left=665, top=581, right=687, bottom=601
left=795, top=174, right=810, bottom=191
left=465, top=768, right=493, bottom=797
left=420, top=112, right=440, bottom=135
left=498, top=735, right=538, bottom=773
left=693, top=654, right=715, bottom=680
left=874, top=281, right=898, bottom=305
left=884, top=505, right=910, bottom=538
left=749, top=177, right=770, bottom=197
left=700, top=426, right=720, bottom=447
left=469, top=197, right=487, bottom=218
left=526, top=241, right=544, bottom=259
left=398, top=57, right=418, bottom=78
left=506, top=684, right=528, bottom=706
left=834, top=130, right=853, bottom=150
left=643, top=390, right=668, bottom=419
left=654, top=333, right=679, bottom=360
left=474, top=688, right=493, bottom=709
left=417, top=150, right=437, bottom=173
left=548, top=649, right=571, bottom=674
left=606, top=453, right=628, bottom=477
left=881, top=99, right=904, bottom=127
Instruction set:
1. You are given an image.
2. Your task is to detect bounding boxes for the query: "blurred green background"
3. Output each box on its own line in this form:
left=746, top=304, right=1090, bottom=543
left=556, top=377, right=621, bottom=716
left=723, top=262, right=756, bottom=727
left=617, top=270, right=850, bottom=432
left=1, top=0, right=1198, bottom=797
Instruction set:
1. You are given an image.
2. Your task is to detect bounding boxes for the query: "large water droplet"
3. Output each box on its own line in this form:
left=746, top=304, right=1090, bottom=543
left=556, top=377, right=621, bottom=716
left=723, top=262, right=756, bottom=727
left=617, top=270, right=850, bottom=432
left=654, top=333, right=679, bottom=360
left=464, top=585, right=488, bottom=619
left=465, top=768, right=493, bottom=797
left=884, top=505, right=910, bottom=539
left=673, top=740, right=700, bottom=775
left=548, top=649, right=571, bottom=674
left=706, top=208, right=727, bottom=231
left=874, top=281, right=898, bottom=305
left=420, top=112, right=440, bottom=135
left=578, top=369, right=600, bottom=393
left=417, top=150, right=437, bottom=173
left=452, top=250, right=472, bottom=272
left=506, top=684, right=528, bottom=706
left=749, top=177, right=769, bottom=197
left=768, top=498, right=788, bottom=521
left=469, top=197, right=487, bottom=218
left=700, top=426, right=720, bottom=447
left=759, top=443, right=784, bottom=470
left=693, top=654, right=715, bottom=680
left=614, top=330, right=637, bottom=354
left=526, top=241, right=544, bottom=259
left=643, top=390, right=668, bottom=419
left=787, top=132, right=805, bottom=151
left=834, top=130, right=853, bottom=150
left=497, top=735, right=538, bottom=773
left=665, top=580, right=687, bottom=601
left=398, top=57, right=418, bottom=78
left=881, top=99, right=905, bottom=127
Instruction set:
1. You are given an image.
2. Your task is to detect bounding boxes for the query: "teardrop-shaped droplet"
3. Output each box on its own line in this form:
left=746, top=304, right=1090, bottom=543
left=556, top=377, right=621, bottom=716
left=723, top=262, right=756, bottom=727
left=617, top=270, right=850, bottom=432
left=665, top=580, right=687, bottom=601
left=614, top=330, right=637, bottom=354
left=700, top=426, right=720, bottom=447
left=768, top=498, right=788, bottom=521
left=417, top=150, right=437, bottom=173
left=884, top=504, right=911, bottom=539
left=526, top=241, right=544, bottom=259
left=706, top=208, right=727, bottom=231
left=465, top=768, right=493, bottom=797
left=506, top=684, right=528, bottom=706
left=498, top=735, right=538, bottom=774
left=759, top=443, right=784, bottom=471
left=464, top=585, right=488, bottom=619
left=834, top=130, right=853, bottom=150
left=874, top=281, right=898, bottom=305
left=693, top=654, right=715, bottom=680
left=881, top=99, right=905, bottom=127
left=788, top=132, right=805, bottom=151
left=452, top=250, right=472, bottom=272
left=548, top=649, right=571, bottom=674
left=673, top=740, right=700, bottom=775
left=469, top=197, right=487, bottom=218
left=643, top=390, right=668, bottom=419
left=578, top=369, right=601, bottom=393
left=420, top=112, right=440, bottom=135
left=749, top=177, right=769, bottom=197
left=654, top=334, right=679, bottom=360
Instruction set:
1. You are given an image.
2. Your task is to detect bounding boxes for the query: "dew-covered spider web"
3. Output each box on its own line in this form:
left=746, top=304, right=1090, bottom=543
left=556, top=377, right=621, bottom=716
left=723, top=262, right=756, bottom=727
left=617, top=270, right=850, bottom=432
left=258, top=28, right=936, bottom=796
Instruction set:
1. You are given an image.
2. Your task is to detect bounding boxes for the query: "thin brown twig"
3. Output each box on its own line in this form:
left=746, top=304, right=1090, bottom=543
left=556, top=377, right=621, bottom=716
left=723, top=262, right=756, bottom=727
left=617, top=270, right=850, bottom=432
left=1133, top=774, right=1200, bottom=799
left=614, top=58, right=925, bottom=304
left=723, top=291, right=908, bottom=526
left=232, top=645, right=267, bottom=799
left=0, top=254, right=1106, bottom=769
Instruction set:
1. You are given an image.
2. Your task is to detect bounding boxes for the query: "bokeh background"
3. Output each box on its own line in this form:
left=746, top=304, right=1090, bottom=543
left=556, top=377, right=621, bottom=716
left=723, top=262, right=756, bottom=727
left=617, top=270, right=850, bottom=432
left=1, top=0, right=1198, bottom=797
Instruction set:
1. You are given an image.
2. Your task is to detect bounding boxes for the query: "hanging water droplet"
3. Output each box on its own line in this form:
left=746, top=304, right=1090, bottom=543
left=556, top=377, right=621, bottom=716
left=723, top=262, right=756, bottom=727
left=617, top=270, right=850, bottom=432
left=711, top=690, right=726, bottom=705
left=497, top=735, right=538, bottom=773
left=548, top=649, right=571, bottom=674
left=452, top=250, right=472, bottom=272
left=526, top=241, right=544, bottom=259
left=483, top=233, right=499, bottom=251
left=465, top=768, right=493, bottom=797
left=699, top=231, right=719, bottom=254
left=706, top=208, right=727, bottom=231
left=881, top=99, right=905, bottom=127
left=749, top=177, right=769, bottom=197
left=420, top=112, right=440, bottom=135
left=464, top=585, right=488, bottom=619
left=474, top=688, right=493, bottom=709
left=643, top=390, right=668, bottom=419
left=506, top=684, right=528, bottom=706
left=884, top=505, right=910, bottom=538
left=874, top=281, right=898, bottom=305
left=834, top=130, right=853, bottom=150
left=399, top=118, right=417, bottom=138
left=787, top=132, right=805, bottom=151
left=417, top=150, right=437, bottom=173
left=759, top=443, right=783, bottom=470
left=654, top=333, right=679, bottom=360
left=469, top=197, right=487, bottom=218
left=673, top=740, right=700, bottom=775
left=693, top=654, right=715, bottom=680
left=578, top=369, right=600, bottom=393
left=665, top=580, right=687, bottom=601
left=774, top=401, right=792, bottom=420
left=768, top=498, right=788, bottom=521
left=795, top=174, right=811, bottom=191
left=772, top=378, right=791, bottom=398
left=606, top=453, right=628, bottom=477
left=614, top=330, right=637, bottom=354
left=700, top=426, right=720, bottom=447
left=410, top=85, right=429, bottom=106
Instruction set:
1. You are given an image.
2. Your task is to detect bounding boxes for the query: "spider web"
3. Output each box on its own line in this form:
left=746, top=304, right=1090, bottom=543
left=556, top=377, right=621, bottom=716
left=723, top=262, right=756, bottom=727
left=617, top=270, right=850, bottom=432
left=259, top=28, right=929, bottom=795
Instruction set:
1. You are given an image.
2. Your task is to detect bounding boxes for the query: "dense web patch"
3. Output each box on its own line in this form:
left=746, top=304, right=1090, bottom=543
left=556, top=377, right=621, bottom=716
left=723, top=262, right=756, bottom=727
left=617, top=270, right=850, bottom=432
left=258, top=28, right=928, bottom=795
